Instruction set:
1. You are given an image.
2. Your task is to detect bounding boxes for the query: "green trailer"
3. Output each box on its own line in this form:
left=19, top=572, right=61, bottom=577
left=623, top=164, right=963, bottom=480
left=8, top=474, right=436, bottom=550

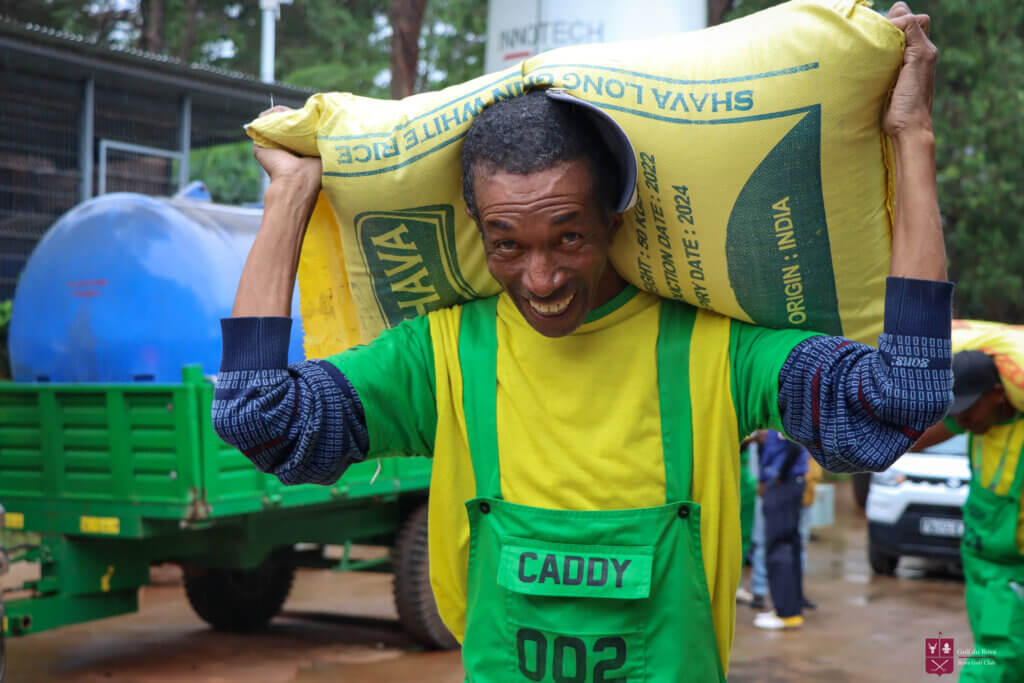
left=0, top=365, right=453, bottom=672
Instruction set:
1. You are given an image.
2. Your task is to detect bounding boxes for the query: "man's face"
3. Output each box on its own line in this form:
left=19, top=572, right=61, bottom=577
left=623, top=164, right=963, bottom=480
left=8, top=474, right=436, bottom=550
left=473, top=160, right=623, bottom=337
left=955, top=386, right=1009, bottom=434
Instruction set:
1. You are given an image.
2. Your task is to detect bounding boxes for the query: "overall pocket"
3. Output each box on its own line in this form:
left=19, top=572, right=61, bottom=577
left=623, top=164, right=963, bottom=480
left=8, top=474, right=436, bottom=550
left=498, top=537, right=655, bottom=683
left=963, top=487, right=1020, bottom=560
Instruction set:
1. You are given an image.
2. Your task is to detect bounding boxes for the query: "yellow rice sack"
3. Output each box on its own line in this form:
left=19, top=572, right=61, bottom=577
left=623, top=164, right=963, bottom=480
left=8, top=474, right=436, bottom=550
left=247, top=0, right=904, bottom=356
left=952, top=320, right=1024, bottom=413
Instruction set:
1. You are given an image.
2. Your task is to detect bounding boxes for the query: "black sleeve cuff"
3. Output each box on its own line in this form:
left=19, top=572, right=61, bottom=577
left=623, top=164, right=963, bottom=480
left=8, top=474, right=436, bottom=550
left=883, top=277, right=954, bottom=339
left=220, top=317, right=293, bottom=371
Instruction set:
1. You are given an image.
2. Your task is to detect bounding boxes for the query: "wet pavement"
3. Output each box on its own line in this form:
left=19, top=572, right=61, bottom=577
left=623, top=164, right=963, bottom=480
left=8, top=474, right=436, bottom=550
left=4, top=483, right=971, bottom=682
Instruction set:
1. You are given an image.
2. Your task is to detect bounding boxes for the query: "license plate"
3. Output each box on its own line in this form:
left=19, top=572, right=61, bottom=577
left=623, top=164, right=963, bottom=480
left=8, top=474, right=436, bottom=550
left=919, top=517, right=963, bottom=538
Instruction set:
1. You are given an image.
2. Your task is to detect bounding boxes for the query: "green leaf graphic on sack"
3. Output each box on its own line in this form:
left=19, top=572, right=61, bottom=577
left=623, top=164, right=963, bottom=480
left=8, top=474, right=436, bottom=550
left=356, top=205, right=478, bottom=327
left=726, top=106, right=841, bottom=336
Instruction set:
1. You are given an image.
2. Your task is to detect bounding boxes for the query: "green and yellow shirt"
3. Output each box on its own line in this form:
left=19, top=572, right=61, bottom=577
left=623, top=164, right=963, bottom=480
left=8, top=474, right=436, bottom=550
left=333, top=286, right=814, bottom=671
left=947, top=414, right=1024, bottom=552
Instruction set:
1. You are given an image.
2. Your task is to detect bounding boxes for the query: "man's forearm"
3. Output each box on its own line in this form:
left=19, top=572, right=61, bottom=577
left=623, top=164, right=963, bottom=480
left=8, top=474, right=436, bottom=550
left=778, top=277, right=953, bottom=473
left=888, top=131, right=947, bottom=282
left=212, top=318, right=369, bottom=485
left=233, top=178, right=319, bottom=317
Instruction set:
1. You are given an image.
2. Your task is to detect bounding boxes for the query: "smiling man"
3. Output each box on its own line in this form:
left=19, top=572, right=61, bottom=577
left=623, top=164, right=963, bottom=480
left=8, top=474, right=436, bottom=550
left=214, top=5, right=952, bottom=680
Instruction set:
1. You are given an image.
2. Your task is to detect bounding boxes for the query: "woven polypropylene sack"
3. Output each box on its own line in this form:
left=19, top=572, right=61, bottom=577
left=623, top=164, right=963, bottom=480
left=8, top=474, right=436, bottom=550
left=952, top=320, right=1024, bottom=413
left=247, top=0, right=903, bottom=356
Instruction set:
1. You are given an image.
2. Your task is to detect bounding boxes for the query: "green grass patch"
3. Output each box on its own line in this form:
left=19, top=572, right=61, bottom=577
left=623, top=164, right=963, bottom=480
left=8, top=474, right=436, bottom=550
left=0, top=529, right=40, bottom=547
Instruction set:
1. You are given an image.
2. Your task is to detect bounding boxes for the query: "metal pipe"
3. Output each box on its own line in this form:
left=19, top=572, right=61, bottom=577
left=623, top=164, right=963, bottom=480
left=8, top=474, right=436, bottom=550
left=178, top=94, right=192, bottom=191
left=258, top=3, right=278, bottom=197
left=79, top=77, right=94, bottom=202
left=260, top=6, right=276, bottom=83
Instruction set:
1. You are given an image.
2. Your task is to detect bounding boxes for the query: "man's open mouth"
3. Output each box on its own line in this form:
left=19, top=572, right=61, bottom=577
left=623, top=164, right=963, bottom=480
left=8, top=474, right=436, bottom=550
left=527, top=292, right=575, bottom=316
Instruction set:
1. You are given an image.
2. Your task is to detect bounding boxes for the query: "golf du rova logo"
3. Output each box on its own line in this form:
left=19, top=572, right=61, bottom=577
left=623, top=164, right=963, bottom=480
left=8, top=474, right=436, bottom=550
left=355, top=204, right=478, bottom=326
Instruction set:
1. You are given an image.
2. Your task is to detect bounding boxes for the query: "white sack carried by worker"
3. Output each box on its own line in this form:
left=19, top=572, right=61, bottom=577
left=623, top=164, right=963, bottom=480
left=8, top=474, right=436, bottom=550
left=247, top=0, right=904, bottom=357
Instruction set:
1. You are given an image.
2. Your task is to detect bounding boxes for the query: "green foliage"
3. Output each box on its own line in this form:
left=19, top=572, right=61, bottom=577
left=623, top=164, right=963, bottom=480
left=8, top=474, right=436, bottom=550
left=276, top=0, right=391, bottom=96
left=726, top=0, right=1024, bottom=323
left=0, top=298, right=11, bottom=380
left=0, top=529, right=41, bottom=553
left=415, top=0, right=488, bottom=92
left=918, top=0, right=1024, bottom=323
left=278, top=0, right=488, bottom=97
left=189, top=142, right=261, bottom=205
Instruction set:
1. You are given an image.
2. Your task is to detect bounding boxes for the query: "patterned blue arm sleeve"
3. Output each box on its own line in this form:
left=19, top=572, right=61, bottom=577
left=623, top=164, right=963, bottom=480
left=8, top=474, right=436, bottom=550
left=211, top=317, right=369, bottom=485
left=778, top=277, right=954, bottom=473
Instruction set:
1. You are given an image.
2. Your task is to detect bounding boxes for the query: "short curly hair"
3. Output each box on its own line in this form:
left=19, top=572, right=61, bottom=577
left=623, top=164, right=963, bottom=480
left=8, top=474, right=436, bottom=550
left=461, top=89, right=621, bottom=222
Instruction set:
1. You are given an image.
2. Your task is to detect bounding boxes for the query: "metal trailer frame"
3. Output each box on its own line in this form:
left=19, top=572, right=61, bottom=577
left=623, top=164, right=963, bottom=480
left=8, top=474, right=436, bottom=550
left=0, top=365, right=437, bottom=650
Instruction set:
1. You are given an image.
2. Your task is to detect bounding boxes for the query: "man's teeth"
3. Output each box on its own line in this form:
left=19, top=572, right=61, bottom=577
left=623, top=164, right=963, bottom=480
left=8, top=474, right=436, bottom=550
left=529, top=293, right=575, bottom=315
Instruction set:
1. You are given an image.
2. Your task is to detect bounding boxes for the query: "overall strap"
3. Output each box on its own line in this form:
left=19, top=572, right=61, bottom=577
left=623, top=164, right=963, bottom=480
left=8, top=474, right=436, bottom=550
left=1003, top=419, right=1024, bottom=499
left=985, top=419, right=1021, bottom=494
left=656, top=300, right=697, bottom=503
left=458, top=297, right=502, bottom=499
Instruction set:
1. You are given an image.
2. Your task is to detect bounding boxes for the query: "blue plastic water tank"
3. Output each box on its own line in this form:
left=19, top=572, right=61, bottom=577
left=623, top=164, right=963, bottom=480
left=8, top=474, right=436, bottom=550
left=9, top=192, right=306, bottom=383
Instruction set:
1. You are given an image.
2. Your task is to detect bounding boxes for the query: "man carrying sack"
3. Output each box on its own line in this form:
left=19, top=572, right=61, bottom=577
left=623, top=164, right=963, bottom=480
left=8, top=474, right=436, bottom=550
left=213, top=4, right=949, bottom=680
left=915, top=350, right=1024, bottom=681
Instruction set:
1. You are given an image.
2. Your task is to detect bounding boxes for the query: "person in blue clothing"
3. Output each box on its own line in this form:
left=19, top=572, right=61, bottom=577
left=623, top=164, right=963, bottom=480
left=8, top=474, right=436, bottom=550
left=754, top=429, right=811, bottom=629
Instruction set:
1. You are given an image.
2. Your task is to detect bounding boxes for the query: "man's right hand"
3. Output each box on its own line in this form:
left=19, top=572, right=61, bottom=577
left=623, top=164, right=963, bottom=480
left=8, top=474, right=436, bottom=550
left=253, top=106, right=322, bottom=197
left=255, top=145, right=322, bottom=190
left=231, top=108, right=324, bottom=318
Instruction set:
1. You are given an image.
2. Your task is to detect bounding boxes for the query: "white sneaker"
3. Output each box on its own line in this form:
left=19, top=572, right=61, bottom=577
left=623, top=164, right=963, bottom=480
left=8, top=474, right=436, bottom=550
left=736, top=587, right=754, bottom=604
left=753, top=611, right=804, bottom=630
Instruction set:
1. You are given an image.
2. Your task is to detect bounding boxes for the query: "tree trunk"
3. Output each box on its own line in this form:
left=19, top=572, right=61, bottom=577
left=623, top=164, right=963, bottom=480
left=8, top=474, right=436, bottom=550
left=707, top=0, right=734, bottom=26
left=179, top=0, right=200, bottom=61
left=141, top=0, right=166, bottom=54
left=389, top=0, right=429, bottom=99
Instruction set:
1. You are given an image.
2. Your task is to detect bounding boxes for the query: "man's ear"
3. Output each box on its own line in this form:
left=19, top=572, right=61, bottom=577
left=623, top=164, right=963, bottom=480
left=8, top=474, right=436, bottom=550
left=608, top=212, right=624, bottom=239
left=981, top=383, right=1015, bottom=419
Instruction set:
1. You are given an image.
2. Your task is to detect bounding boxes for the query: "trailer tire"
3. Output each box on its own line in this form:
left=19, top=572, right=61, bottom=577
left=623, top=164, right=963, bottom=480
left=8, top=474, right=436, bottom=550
left=184, top=552, right=294, bottom=632
left=393, top=502, right=459, bottom=650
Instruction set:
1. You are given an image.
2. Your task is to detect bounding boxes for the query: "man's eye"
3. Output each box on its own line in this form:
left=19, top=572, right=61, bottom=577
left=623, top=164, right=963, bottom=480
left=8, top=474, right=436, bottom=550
left=561, top=232, right=582, bottom=245
left=495, top=240, right=518, bottom=250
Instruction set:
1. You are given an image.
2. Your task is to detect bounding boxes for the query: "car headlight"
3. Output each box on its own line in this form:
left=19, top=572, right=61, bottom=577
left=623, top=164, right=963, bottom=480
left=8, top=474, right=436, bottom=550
left=872, top=469, right=906, bottom=487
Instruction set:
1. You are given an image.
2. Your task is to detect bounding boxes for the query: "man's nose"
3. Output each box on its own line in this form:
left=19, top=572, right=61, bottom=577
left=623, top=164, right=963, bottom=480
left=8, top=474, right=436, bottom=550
left=523, top=251, right=563, bottom=298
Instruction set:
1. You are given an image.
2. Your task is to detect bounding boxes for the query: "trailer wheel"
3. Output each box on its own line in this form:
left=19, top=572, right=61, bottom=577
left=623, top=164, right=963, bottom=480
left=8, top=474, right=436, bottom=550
left=184, top=552, right=295, bottom=632
left=393, top=502, right=459, bottom=650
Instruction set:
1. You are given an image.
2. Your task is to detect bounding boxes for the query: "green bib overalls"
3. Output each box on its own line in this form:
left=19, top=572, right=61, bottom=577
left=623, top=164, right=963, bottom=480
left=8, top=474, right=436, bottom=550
left=458, top=299, right=726, bottom=683
left=960, top=422, right=1024, bottom=682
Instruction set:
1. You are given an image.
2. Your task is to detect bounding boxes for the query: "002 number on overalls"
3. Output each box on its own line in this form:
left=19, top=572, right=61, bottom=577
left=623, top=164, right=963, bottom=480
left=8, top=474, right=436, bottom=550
left=515, top=628, right=627, bottom=682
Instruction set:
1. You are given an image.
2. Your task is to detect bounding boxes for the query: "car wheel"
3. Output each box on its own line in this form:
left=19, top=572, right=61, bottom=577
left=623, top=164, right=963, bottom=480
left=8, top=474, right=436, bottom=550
left=868, top=539, right=899, bottom=575
left=852, top=472, right=871, bottom=509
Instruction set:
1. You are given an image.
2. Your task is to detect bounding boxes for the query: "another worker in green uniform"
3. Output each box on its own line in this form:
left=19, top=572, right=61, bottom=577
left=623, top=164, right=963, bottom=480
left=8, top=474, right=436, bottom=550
left=915, top=350, right=1024, bottom=682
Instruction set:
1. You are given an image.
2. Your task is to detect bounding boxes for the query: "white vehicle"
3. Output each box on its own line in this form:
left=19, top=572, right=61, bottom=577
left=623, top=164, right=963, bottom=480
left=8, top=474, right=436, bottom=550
left=865, top=434, right=970, bottom=575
